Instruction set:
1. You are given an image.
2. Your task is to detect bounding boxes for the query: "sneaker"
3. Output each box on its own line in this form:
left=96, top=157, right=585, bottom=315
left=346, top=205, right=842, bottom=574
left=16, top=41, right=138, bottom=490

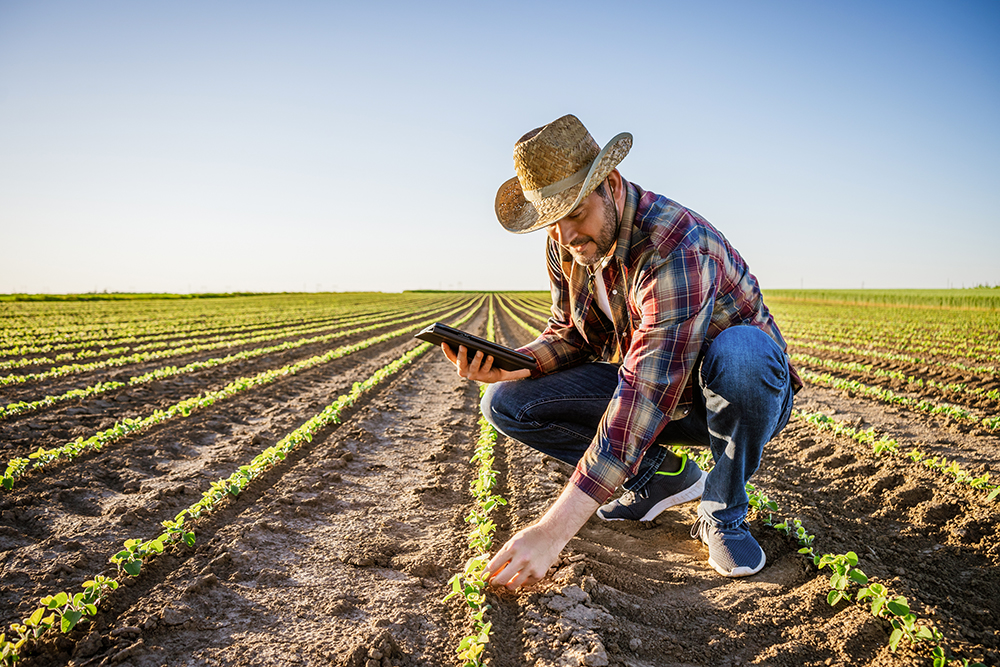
left=596, top=453, right=705, bottom=522
left=690, top=516, right=766, bottom=577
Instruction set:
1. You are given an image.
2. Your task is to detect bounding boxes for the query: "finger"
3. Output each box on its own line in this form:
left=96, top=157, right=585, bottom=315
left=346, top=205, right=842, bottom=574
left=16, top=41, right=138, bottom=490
left=467, top=349, right=485, bottom=375
left=486, top=547, right=510, bottom=578
left=487, top=565, right=509, bottom=588
left=441, top=342, right=457, bottom=364
left=491, top=564, right=521, bottom=589
left=479, top=355, right=495, bottom=374
left=456, top=345, right=470, bottom=375
left=507, top=567, right=536, bottom=589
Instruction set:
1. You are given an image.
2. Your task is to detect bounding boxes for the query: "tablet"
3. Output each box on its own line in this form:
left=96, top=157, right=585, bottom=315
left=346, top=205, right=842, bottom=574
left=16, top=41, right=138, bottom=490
left=415, top=322, right=536, bottom=372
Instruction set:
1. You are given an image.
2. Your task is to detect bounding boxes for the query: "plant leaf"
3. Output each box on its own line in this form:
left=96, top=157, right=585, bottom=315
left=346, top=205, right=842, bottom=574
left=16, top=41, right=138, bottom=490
left=61, top=610, right=83, bottom=633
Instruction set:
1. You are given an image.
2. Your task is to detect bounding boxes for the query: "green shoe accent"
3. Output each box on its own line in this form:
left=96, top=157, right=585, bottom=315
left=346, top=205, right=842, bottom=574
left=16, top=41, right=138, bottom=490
left=654, top=453, right=687, bottom=476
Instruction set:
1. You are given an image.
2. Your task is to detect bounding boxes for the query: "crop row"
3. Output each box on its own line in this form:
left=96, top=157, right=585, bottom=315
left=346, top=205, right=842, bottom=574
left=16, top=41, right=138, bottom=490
left=500, top=297, right=549, bottom=323
left=792, top=410, right=1000, bottom=502
left=489, top=296, right=1000, bottom=381
left=1, top=298, right=480, bottom=490
left=747, top=487, right=981, bottom=666
left=494, top=295, right=542, bottom=338
left=0, top=304, right=482, bottom=665
left=446, top=297, right=506, bottom=666
left=763, top=288, right=1000, bottom=310
left=778, top=319, right=1000, bottom=360
left=0, top=302, right=414, bottom=372
left=0, top=295, right=399, bottom=357
left=788, top=338, right=997, bottom=378
left=791, top=353, right=1000, bottom=403
left=0, top=298, right=466, bottom=387
left=668, top=444, right=985, bottom=666
left=0, top=297, right=470, bottom=421
left=0, top=294, right=451, bottom=367
left=785, top=333, right=998, bottom=371
left=0, top=293, right=419, bottom=346
left=766, top=294, right=1000, bottom=339
left=799, top=369, right=1000, bottom=431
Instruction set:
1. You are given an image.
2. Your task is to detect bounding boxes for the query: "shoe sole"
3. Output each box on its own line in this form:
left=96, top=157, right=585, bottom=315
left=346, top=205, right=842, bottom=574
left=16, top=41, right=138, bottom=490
left=598, top=469, right=706, bottom=522
left=708, top=551, right=766, bottom=578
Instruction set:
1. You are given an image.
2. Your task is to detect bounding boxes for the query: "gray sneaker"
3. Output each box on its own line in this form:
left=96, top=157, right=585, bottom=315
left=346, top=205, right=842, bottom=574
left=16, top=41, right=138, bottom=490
left=596, top=453, right=705, bottom=522
left=690, top=516, right=766, bottom=577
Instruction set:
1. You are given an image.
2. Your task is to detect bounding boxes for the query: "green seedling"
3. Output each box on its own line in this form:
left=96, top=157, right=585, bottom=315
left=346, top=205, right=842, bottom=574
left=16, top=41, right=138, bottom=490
left=3, top=574, right=118, bottom=665
left=1, top=300, right=478, bottom=491
left=161, top=511, right=196, bottom=547
left=1, top=632, right=25, bottom=666
left=746, top=482, right=778, bottom=526
left=796, top=409, right=1000, bottom=501
left=110, top=537, right=164, bottom=576
left=815, top=551, right=868, bottom=606
left=931, top=651, right=987, bottom=667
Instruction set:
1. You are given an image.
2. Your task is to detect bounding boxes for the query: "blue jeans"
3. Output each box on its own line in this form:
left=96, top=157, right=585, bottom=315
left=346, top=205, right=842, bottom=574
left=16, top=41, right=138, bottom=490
left=480, top=326, right=795, bottom=527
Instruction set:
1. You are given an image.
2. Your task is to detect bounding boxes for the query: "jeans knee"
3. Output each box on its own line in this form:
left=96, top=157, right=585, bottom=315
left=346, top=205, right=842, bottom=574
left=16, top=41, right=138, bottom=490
left=480, top=381, right=518, bottom=431
left=702, top=326, right=787, bottom=396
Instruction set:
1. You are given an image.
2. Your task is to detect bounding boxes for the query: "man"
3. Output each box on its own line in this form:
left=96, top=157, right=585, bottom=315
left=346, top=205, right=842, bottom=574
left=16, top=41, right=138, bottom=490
left=441, top=114, right=800, bottom=588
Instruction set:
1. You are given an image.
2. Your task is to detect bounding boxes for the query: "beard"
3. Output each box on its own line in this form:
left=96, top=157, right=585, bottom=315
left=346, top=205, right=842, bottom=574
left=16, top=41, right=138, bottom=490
left=569, top=193, right=618, bottom=267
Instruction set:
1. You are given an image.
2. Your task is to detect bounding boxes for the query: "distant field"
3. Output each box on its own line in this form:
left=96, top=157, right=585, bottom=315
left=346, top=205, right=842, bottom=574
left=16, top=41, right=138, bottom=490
left=765, top=288, right=1000, bottom=309
left=4, top=288, right=996, bottom=309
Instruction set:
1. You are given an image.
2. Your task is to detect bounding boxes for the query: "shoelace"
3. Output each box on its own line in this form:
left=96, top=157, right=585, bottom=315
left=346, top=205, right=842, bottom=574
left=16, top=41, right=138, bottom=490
left=690, top=516, right=707, bottom=540
left=690, top=517, right=751, bottom=540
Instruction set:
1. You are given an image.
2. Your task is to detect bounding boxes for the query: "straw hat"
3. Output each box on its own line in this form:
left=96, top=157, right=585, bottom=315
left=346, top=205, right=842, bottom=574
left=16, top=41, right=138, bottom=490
left=495, top=114, right=632, bottom=234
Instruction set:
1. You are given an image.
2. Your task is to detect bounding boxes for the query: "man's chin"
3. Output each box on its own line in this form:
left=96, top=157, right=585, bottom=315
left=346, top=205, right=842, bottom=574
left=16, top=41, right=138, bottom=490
left=571, top=249, right=606, bottom=267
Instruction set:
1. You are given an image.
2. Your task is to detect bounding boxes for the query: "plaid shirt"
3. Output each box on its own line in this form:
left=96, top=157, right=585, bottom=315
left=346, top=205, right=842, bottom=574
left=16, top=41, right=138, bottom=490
left=519, top=180, right=800, bottom=504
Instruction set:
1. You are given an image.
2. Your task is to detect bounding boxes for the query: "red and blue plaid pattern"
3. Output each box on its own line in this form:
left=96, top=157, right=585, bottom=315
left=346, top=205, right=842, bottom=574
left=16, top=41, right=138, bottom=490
left=519, top=180, right=800, bottom=503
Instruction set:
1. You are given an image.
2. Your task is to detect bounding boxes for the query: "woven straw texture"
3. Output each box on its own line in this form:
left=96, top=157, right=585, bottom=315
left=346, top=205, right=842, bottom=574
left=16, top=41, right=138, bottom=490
left=495, top=114, right=631, bottom=234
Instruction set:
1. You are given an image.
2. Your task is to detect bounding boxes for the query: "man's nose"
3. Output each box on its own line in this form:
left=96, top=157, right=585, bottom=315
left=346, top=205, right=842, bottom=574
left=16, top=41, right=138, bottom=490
left=551, top=219, right=575, bottom=245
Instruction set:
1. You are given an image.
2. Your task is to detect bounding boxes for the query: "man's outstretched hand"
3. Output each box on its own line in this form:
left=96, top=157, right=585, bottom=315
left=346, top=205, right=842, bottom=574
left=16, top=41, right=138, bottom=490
left=486, top=483, right=600, bottom=589
left=486, top=523, right=563, bottom=588
left=441, top=343, right=532, bottom=384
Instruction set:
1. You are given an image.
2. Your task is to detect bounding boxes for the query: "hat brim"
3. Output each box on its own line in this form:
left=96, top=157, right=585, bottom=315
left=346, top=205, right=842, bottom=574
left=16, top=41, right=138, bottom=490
left=495, top=132, right=632, bottom=234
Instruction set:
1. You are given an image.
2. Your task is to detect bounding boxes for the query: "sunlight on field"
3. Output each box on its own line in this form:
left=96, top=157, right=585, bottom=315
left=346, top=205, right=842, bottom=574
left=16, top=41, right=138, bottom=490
left=0, top=291, right=996, bottom=666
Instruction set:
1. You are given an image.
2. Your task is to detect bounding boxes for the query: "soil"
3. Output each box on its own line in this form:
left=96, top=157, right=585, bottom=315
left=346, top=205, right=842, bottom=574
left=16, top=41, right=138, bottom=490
left=0, top=298, right=997, bottom=667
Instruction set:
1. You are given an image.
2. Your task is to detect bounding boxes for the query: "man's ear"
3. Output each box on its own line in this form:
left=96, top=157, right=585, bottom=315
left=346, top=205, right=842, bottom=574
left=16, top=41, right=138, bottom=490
left=607, top=169, right=624, bottom=212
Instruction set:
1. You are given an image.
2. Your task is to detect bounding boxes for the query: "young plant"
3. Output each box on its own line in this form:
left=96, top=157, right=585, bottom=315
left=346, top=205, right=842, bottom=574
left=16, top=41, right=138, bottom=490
left=160, top=511, right=196, bottom=547
left=445, top=299, right=507, bottom=667
left=746, top=482, right=779, bottom=526
left=815, top=551, right=869, bottom=606
left=110, top=537, right=165, bottom=576
left=2, top=575, right=119, bottom=665
left=771, top=517, right=815, bottom=557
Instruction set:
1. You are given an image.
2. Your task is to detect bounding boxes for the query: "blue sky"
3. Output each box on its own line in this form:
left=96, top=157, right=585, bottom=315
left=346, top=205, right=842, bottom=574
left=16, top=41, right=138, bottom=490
left=1, top=1, right=997, bottom=293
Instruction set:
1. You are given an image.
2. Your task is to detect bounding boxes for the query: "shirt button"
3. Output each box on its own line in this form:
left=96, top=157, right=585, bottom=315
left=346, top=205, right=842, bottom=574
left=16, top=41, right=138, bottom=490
left=612, top=290, right=618, bottom=295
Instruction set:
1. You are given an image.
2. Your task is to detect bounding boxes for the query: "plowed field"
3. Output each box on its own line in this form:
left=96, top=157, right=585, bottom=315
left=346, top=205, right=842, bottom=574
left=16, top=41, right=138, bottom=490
left=1, top=293, right=997, bottom=667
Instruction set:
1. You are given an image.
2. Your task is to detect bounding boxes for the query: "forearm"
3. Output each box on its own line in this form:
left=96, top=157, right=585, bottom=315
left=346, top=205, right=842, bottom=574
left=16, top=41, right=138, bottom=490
left=536, top=481, right=600, bottom=544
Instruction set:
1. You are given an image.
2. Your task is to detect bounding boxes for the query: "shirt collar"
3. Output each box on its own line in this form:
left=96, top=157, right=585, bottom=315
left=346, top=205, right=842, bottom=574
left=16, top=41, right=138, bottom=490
left=612, top=178, right=637, bottom=266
